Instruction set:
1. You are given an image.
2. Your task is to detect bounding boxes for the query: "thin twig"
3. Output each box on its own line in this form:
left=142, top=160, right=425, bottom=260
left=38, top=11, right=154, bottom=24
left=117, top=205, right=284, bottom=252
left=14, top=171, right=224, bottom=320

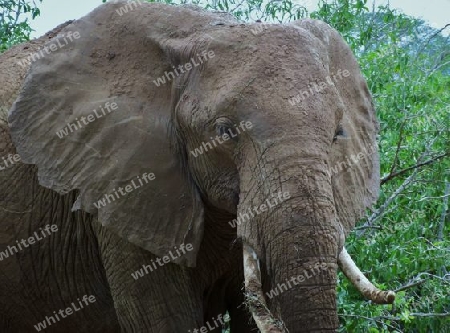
left=437, top=182, right=449, bottom=242
left=377, top=313, right=450, bottom=320
left=339, top=314, right=401, bottom=331
left=387, top=116, right=407, bottom=178
left=381, top=152, right=449, bottom=185
left=394, top=279, right=425, bottom=293
left=357, top=168, right=419, bottom=237
left=415, top=272, right=450, bottom=284
left=409, top=312, right=450, bottom=318
left=354, top=225, right=382, bottom=231
left=417, top=193, right=450, bottom=202
left=418, top=23, right=450, bottom=54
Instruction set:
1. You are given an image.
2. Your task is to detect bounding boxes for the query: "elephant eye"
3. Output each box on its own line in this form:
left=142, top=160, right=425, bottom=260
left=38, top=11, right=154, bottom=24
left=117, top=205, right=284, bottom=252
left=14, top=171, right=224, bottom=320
left=217, top=125, right=231, bottom=137
left=333, top=124, right=346, bottom=143
left=215, top=123, right=239, bottom=142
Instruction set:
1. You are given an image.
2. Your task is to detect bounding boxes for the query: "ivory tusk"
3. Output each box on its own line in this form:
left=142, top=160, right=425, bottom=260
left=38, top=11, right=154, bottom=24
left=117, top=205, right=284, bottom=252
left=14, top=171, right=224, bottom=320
left=338, top=247, right=396, bottom=304
left=243, top=243, right=287, bottom=332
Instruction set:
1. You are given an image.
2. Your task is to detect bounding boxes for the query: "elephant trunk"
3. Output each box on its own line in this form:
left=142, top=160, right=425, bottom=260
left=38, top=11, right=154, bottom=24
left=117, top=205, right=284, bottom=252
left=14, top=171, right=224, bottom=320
left=262, top=215, right=340, bottom=331
left=238, top=157, right=341, bottom=332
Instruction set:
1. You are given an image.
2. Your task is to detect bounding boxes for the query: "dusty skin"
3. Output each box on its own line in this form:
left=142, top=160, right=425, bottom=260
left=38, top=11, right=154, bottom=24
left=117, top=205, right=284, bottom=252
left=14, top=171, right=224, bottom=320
left=0, top=1, right=393, bottom=332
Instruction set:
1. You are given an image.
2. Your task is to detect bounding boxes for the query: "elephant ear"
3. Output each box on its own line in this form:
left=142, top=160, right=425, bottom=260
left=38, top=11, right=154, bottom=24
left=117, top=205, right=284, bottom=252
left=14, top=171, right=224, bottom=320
left=9, top=2, right=233, bottom=266
left=291, top=20, right=380, bottom=236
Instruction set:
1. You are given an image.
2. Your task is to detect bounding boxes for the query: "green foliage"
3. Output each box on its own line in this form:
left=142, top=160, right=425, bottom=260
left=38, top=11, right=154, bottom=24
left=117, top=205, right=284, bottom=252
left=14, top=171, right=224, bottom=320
left=123, top=0, right=310, bottom=22
left=0, top=0, right=42, bottom=52
left=322, top=2, right=450, bottom=332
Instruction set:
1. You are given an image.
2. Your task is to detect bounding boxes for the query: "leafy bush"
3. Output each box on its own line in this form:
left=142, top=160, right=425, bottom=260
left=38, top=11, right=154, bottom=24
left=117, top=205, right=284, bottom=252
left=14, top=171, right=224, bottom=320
left=0, top=0, right=42, bottom=52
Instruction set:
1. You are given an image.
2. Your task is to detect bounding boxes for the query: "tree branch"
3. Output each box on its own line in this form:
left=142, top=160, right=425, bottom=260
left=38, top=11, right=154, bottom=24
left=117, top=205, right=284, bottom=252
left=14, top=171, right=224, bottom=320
left=339, top=314, right=400, bottom=331
left=358, top=168, right=419, bottom=236
left=381, top=152, right=449, bottom=185
left=354, top=225, right=382, bottom=231
left=409, top=312, right=450, bottom=318
left=394, top=279, right=425, bottom=293
left=387, top=117, right=407, bottom=178
left=437, top=182, right=449, bottom=242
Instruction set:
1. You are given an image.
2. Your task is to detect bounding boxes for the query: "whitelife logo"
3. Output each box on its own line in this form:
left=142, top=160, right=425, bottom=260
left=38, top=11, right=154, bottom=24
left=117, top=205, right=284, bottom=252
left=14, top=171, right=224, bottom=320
left=33, top=295, right=96, bottom=331
left=250, top=22, right=273, bottom=35
left=131, top=243, right=194, bottom=280
left=326, top=143, right=378, bottom=177
left=153, top=50, right=216, bottom=87
left=288, top=69, right=351, bottom=106
left=93, top=172, right=156, bottom=209
left=187, top=313, right=230, bottom=333
left=0, top=153, right=21, bottom=171
left=55, top=101, right=118, bottom=139
left=228, top=191, right=291, bottom=228
left=190, top=121, right=253, bottom=157
left=0, top=225, right=58, bottom=261
left=266, top=263, right=328, bottom=299
left=115, top=0, right=144, bottom=16
left=17, top=32, right=81, bottom=68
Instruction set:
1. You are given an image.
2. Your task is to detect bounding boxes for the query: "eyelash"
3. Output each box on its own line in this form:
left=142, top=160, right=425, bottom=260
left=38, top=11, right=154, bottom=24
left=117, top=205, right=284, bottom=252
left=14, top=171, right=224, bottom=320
left=333, top=125, right=345, bottom=143
left=215, top=123, right=239, bottom=143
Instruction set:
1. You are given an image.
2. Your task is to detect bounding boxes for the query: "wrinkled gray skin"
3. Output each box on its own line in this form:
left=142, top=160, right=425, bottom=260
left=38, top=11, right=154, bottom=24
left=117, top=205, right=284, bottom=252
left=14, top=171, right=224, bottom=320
left=0, top=1, right=379, bottom=332
left=0, top=27, right=119, bottom=333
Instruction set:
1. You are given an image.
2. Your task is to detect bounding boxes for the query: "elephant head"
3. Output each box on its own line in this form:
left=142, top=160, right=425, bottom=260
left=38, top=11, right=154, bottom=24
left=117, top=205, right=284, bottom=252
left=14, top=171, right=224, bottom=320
left=9, top=1, right=380, bottom=331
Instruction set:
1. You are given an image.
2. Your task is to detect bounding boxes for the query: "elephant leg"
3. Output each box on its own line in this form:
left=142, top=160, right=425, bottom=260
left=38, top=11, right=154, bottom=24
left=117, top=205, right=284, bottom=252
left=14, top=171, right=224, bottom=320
left=225, top=267, right=257, bottom=332
left=93, top=224, right=202, bottom=333
left=202, top=278, right=229, bottom=333
left=198, top=216, right=257, bottom=333
left=200, top=241, right=257, bottom=333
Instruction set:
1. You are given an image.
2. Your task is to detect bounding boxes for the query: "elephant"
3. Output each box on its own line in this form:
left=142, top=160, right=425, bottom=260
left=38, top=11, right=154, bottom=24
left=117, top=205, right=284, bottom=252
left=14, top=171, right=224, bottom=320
left=0, top=1, right=395, bottom=332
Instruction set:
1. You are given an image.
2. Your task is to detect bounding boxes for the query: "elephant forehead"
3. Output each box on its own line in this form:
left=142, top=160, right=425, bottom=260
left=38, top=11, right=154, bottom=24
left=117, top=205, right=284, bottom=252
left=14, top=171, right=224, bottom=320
left=180, top=32, right=340, bottom=145
left=202, top=24, right=327, bottom=70
left=193, top=52, right=334, bottom=120
left=195, top=27, right=330, bottom=97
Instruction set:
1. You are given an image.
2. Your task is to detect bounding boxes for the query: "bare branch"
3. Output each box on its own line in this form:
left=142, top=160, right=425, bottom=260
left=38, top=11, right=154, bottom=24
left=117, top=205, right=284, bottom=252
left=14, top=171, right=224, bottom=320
left=339, top=314, right=401, bottom=331
left=354, top=225, right=382, bottom=231
left=409, top=312, right=450, bottom=318
left=387, top=117, right=407, bottom=178
left=358, top=167, right=419, bottom=236
left=381, top=152, right=450, bottom=185
left=415, top=272, right=450, bottom=284
left=419, top=23, right=450, bottom=54
left=394, top=279, right=425, bottom=293
left=437, top=182, right=449, bottom=242
left=418, top=193, right=450, bottom=202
